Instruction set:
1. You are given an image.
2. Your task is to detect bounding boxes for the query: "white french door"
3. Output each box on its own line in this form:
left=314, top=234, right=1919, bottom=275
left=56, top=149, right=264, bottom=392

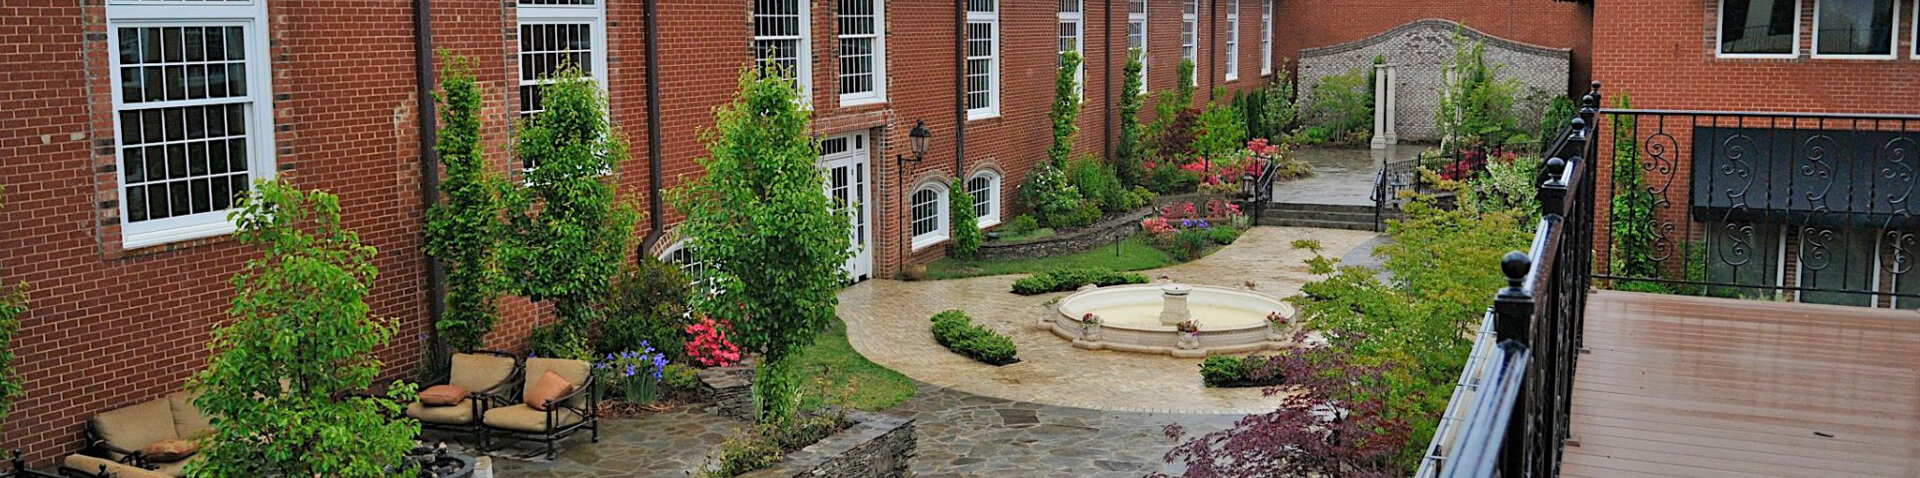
left=820, top=132, right=874, bottom=281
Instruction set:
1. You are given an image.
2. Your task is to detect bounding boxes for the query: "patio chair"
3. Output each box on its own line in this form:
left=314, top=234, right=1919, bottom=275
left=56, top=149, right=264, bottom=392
left=56, top=455, right=168, bottom=478
left=404, top=350, right=522, bottom=440
left=68, top=392, right=212, bottom=477
left=480, top=357, right=598, bottom=459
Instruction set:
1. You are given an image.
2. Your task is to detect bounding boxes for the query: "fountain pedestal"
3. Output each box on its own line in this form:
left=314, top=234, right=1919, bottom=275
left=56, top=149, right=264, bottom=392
left=1158, top=284, right=1192, bottom=326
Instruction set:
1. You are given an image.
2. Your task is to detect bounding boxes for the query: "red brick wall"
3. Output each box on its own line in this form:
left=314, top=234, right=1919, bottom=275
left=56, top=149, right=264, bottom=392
left=1274, top=0, right=1593, bottom=97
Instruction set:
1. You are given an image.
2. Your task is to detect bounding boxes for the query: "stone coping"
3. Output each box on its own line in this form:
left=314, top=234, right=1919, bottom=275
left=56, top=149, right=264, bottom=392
left=740, top=410, right=915, bottom=478
left=975, top=208, right=1153, bottom=261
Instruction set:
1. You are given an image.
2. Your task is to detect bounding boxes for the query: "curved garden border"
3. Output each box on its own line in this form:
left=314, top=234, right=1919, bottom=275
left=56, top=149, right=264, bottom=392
left=975, top=208, right=1153, bottom=261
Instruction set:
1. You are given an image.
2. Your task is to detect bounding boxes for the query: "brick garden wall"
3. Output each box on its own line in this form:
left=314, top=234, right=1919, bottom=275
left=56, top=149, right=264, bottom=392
left=1273, top=0, right=1593, bottom=98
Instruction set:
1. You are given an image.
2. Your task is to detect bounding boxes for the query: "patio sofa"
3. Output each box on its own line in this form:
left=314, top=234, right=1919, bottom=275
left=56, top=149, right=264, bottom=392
left=61, top=392, right=210, bottom=478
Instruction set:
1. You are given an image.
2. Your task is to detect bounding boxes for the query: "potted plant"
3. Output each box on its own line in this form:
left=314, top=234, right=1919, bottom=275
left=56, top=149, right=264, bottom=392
left=1266, top=311, right=1290, bottom=339
left=1176, top=319, right=1201, bottom=350
left=1080, top=313, right=1102, bottom=341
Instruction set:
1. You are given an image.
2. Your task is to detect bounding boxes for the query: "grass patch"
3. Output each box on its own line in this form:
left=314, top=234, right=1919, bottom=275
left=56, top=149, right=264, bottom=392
left=791, top=316, right=916, bottom=411
left=927, top=234, right=1175, bottom=279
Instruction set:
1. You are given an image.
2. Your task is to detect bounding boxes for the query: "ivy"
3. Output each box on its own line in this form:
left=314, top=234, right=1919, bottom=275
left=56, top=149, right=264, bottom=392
left=0, top=188, right=21, bottom=424
left=672, top=64, right=851, bottom=426
left=503, top=67, right=643, bottom=360
left=424, top=52, right=508, bottom=353
left=949, top=178, right=980, bottom=260
left=189, top=181, right=419, bottom=478
left=1609, top=93, right=1660, bottom=280
left=1048, top=51, right=1085, bottom=167
left=1115, top=49, right=1147, bottom=187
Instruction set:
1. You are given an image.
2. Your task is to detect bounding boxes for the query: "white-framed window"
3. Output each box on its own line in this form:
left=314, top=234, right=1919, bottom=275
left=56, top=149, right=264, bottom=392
left=965, top=0, right=999, bottom=120
left=1059, top=0, right=1084, bottom=96
left=1717, top=0, right=1800, bottom=58
left=1260, top=0, right=1273, bottom=75
left=910, top=182, right=950, bottom=250
left=1812, top=0, right=1898, bottom=59
left=754, top=0, right=812, bottom=99
left=837, top=0, right=885, bottom=106
left=517, top=1, right=607, bottom=172
left=1182, top=0, right=1198, bottom=84
left=659, top=238, right=721, bottom=296
left=1225, top=0, right=1240, bottom=81
left=108, top=1, right=276, bottom=249
left=1128, top=0, right=1148, bottom=95
left=967, top=170, right=1001, bottom=228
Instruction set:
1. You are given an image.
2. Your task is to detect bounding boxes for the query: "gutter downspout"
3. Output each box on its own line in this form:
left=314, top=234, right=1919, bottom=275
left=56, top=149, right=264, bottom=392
left=1102, top=0, right=1113, bottom=159
left=410, top=0, right=445, bottom=362
left=639, top=0, right=667, bottom=254
left=954, top=0, right=967, bottom=175
left=1207, top=0, right=1217, bottom=98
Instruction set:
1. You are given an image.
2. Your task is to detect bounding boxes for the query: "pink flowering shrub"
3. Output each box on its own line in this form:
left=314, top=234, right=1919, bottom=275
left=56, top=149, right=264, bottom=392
left=683, top=317, right=743, bottom=367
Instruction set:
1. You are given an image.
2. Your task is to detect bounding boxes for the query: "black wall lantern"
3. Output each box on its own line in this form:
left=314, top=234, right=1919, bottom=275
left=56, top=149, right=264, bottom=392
left=897, top=120, right=932, bottom=163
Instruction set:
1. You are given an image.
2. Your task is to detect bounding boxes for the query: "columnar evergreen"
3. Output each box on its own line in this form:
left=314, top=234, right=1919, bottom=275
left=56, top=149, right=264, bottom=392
left=1116, top=48, right=1147, bottom=186
left=1048, top=51, right=1085, bottom=166
left=424, top=53, right=507, bottom=352
left=949, top=178, right=980, bottom=260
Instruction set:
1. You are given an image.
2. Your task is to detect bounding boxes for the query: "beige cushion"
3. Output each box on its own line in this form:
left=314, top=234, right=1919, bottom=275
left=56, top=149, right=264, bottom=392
left=164, top=392, right=213, bottom=440
left=91, top=399, right=178, bottom=459
left=483, top=403, right=584, bottom=433
left=522, top=358, right=591, bottom=409
left=449, top=353, right=516, bottom=393
left=523, top=371, right=573, bottom=412
left=149, top=455, right=195, bottom=477
left=405, top=399, right=476, bottom=425
left=62, top=455, right=174, bottom=478
left=140, top=439, right=196, bottom=463
left=418, top=384, right=469, bottom=407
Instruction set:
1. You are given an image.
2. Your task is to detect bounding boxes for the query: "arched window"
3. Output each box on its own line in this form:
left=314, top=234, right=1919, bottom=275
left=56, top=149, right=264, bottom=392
left=910, top=182, right=950, bottom=250
left=967, top=170, right=1001, bottom=227
left=658, top=238, right=718, bottom=294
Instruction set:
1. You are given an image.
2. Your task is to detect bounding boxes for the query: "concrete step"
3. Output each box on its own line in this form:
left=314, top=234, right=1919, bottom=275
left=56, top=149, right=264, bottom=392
left=1262, top=216, right=1383, bottom=231
left=1264, top=209, right=1379, bottom=223
left=1265, top=202, right=1379, bottom=216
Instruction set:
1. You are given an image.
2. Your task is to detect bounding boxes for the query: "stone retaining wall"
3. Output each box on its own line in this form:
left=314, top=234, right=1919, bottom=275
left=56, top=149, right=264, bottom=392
left=696, top=365, right=755, bottom=422
left=740, top=411, right=916, bottom=478
left=977, top=208, right=1152, bottom=261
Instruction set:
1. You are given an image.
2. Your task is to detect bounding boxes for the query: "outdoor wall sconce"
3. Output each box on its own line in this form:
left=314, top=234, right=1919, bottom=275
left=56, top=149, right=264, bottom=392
left=896, top=121, right=932, bottom=163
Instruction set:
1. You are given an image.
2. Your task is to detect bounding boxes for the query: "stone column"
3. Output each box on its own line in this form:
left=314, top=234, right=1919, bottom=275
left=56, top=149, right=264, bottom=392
left=1371, top=64, right=1389, bottom=150
left=1382, top=66, right=1399, bottom=145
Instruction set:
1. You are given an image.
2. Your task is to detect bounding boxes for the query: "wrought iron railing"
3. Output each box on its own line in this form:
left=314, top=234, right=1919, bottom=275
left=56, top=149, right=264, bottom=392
left=1418, top=83, right=1600, bottom=478
left=1593, top=108, right=1920, bottom=307
left=1373, top=142, right=1544, bottom=231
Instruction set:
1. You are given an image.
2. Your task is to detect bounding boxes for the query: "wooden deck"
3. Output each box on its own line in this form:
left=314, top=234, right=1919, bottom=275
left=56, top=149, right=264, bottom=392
left=1562, top=291, right=1920, bottom=478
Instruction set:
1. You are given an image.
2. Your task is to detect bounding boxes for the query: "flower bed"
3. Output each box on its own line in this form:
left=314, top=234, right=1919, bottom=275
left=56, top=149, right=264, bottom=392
left=973, top=207, right=1153, bottom=261
left=1142, top=199, right=1248, bottom=260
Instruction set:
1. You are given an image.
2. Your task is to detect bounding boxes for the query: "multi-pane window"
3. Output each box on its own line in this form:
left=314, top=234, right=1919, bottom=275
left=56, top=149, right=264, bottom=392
left=1814, top=0, right=1897, bottom=57
left=1183, top=0, right=1198, bottom=85
left=1128, top=0, right=1148, bottom=95
left=1260, top=0, right=1273, bottom=75
left=754, top=0, right=811, bottom=98
left=517, top=0, right=605, bottom=171
left=966, top=0, right=999, bottom=119
left=910, top=184, right=949, bottom=249
left=838, top=0, right=884, bottom=105
left=1225, top=0, right=1240, bottom=81
left=109, top=1, right=273, bottom=248
left=1718, top=0, right=1799, bottom=56
left=967, top=171, right=1000, bottom=227
left=1059, top=0, right=1083, bottom=96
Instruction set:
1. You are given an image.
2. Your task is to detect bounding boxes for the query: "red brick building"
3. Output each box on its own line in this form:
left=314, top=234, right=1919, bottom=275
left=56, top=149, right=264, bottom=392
left=1588, top=0, right=1920, bottom=307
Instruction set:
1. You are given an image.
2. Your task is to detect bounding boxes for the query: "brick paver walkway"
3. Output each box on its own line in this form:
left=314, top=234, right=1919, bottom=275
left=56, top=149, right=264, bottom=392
left=838, top=226, right=1378, bottom=414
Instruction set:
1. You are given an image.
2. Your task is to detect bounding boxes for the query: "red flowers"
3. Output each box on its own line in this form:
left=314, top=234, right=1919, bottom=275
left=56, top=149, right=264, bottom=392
left=684, top=317, right=742, bottom=367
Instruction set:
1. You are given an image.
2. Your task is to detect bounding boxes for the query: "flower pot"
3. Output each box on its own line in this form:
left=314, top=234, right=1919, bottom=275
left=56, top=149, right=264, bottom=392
left=1081, top=323, right=1101, bottom=342
left=902, top=264, right=928, bottom=281
left=1177, top=331, right=1201, bottom=350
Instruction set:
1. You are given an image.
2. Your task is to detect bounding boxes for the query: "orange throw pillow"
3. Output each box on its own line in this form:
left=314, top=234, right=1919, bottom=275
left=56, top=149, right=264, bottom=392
left=141, top=439, right=198, bottom=463
left=418, top=384, right=470, bottom=407
left=524, top=370, right=574, bottom=411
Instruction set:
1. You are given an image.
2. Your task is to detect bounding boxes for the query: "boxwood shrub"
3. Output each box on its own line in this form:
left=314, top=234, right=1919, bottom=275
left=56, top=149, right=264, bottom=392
left=1010, top=268, right=1150, bottom=295
left=929, top=310, right=1019, bottom=365
left=1199, top=355, right=1285, bottom=388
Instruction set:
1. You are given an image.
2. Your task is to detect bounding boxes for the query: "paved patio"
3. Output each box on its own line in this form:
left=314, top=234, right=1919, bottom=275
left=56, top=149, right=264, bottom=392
left=837, top=225, right=1378, bottom=413
left=487, top=383, right=1240, bottom=477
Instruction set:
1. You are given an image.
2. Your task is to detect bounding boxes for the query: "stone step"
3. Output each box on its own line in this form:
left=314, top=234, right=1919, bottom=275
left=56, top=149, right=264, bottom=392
left=1262, top=216, right=1383, bottom=231
left=1265, top=202, right=1379, bottom=216
left=1262, top=208, right=1379, bottom=223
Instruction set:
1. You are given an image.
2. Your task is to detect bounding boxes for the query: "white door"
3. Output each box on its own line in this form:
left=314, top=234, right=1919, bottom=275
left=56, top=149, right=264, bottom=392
left=821, top=132, right=873, bottom=281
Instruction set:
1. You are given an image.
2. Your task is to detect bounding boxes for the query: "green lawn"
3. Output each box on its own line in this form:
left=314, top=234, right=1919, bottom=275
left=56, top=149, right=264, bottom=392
left=790, top=316, right=916, bottom=411
left=926, top=234, right=1176, bottom=279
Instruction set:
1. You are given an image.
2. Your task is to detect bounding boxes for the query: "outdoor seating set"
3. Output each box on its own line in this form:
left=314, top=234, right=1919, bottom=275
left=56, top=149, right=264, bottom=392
left=57, top=351, right=597, bottom=478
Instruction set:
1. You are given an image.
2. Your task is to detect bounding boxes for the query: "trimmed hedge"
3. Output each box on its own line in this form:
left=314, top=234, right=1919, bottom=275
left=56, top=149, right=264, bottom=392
left=1199, top=355, right=1286, bottom=388
left=930, top=310, right=1019, bottom=366
left=1010, top=268, right=1150, bottom=295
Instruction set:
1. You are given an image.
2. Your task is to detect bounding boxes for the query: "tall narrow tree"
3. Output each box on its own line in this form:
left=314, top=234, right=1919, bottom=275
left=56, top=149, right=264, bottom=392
left=1048, top=51, right=1085, bottom=167
left=673, top=65, right=852, bottom=426
left=504, top=68, right=642, bottom=359
left=1116, top=48, right=1148, bottom=186
left=424, top=53, right=507, bottom=353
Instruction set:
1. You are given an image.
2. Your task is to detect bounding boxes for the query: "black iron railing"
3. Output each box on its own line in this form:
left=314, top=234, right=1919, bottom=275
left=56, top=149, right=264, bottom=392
left=1373, top=142, right=1544, bottom=231
left=1419, top=83, right=1601, bottom=478
left=1594, top=108, right=1920, bottom=307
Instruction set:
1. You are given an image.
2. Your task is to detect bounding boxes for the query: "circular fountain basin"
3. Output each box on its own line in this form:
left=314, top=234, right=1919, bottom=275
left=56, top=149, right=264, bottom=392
left=1043, top=284, right=1298, bottom=357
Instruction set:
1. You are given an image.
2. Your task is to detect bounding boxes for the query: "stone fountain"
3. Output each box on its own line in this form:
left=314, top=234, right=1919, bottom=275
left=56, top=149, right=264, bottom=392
left=1042, top=282, right=1296, bottom=357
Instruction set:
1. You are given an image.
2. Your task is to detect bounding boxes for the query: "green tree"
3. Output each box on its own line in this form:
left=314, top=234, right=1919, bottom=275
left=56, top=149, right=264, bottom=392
left=673, top=65, right=852, bottom=426
left=189, top=181, right=419, bottom=478
left=0, top=188, right=22, bottom=424
left=1260, top=59, right=1298, bottom=137
left=1115, top=48, right=1147, bottom=186
left=504, top=67, right=642, bottom=360
left=949, top=178, right=981, bottom=260
left=1048, top=51, right=1085, bottom=167
left=1194, top=90, right=1247, bottom=160
left=1435, top=33, right=1524, bottom=153
left=424, top=53, right=508, bottom=353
